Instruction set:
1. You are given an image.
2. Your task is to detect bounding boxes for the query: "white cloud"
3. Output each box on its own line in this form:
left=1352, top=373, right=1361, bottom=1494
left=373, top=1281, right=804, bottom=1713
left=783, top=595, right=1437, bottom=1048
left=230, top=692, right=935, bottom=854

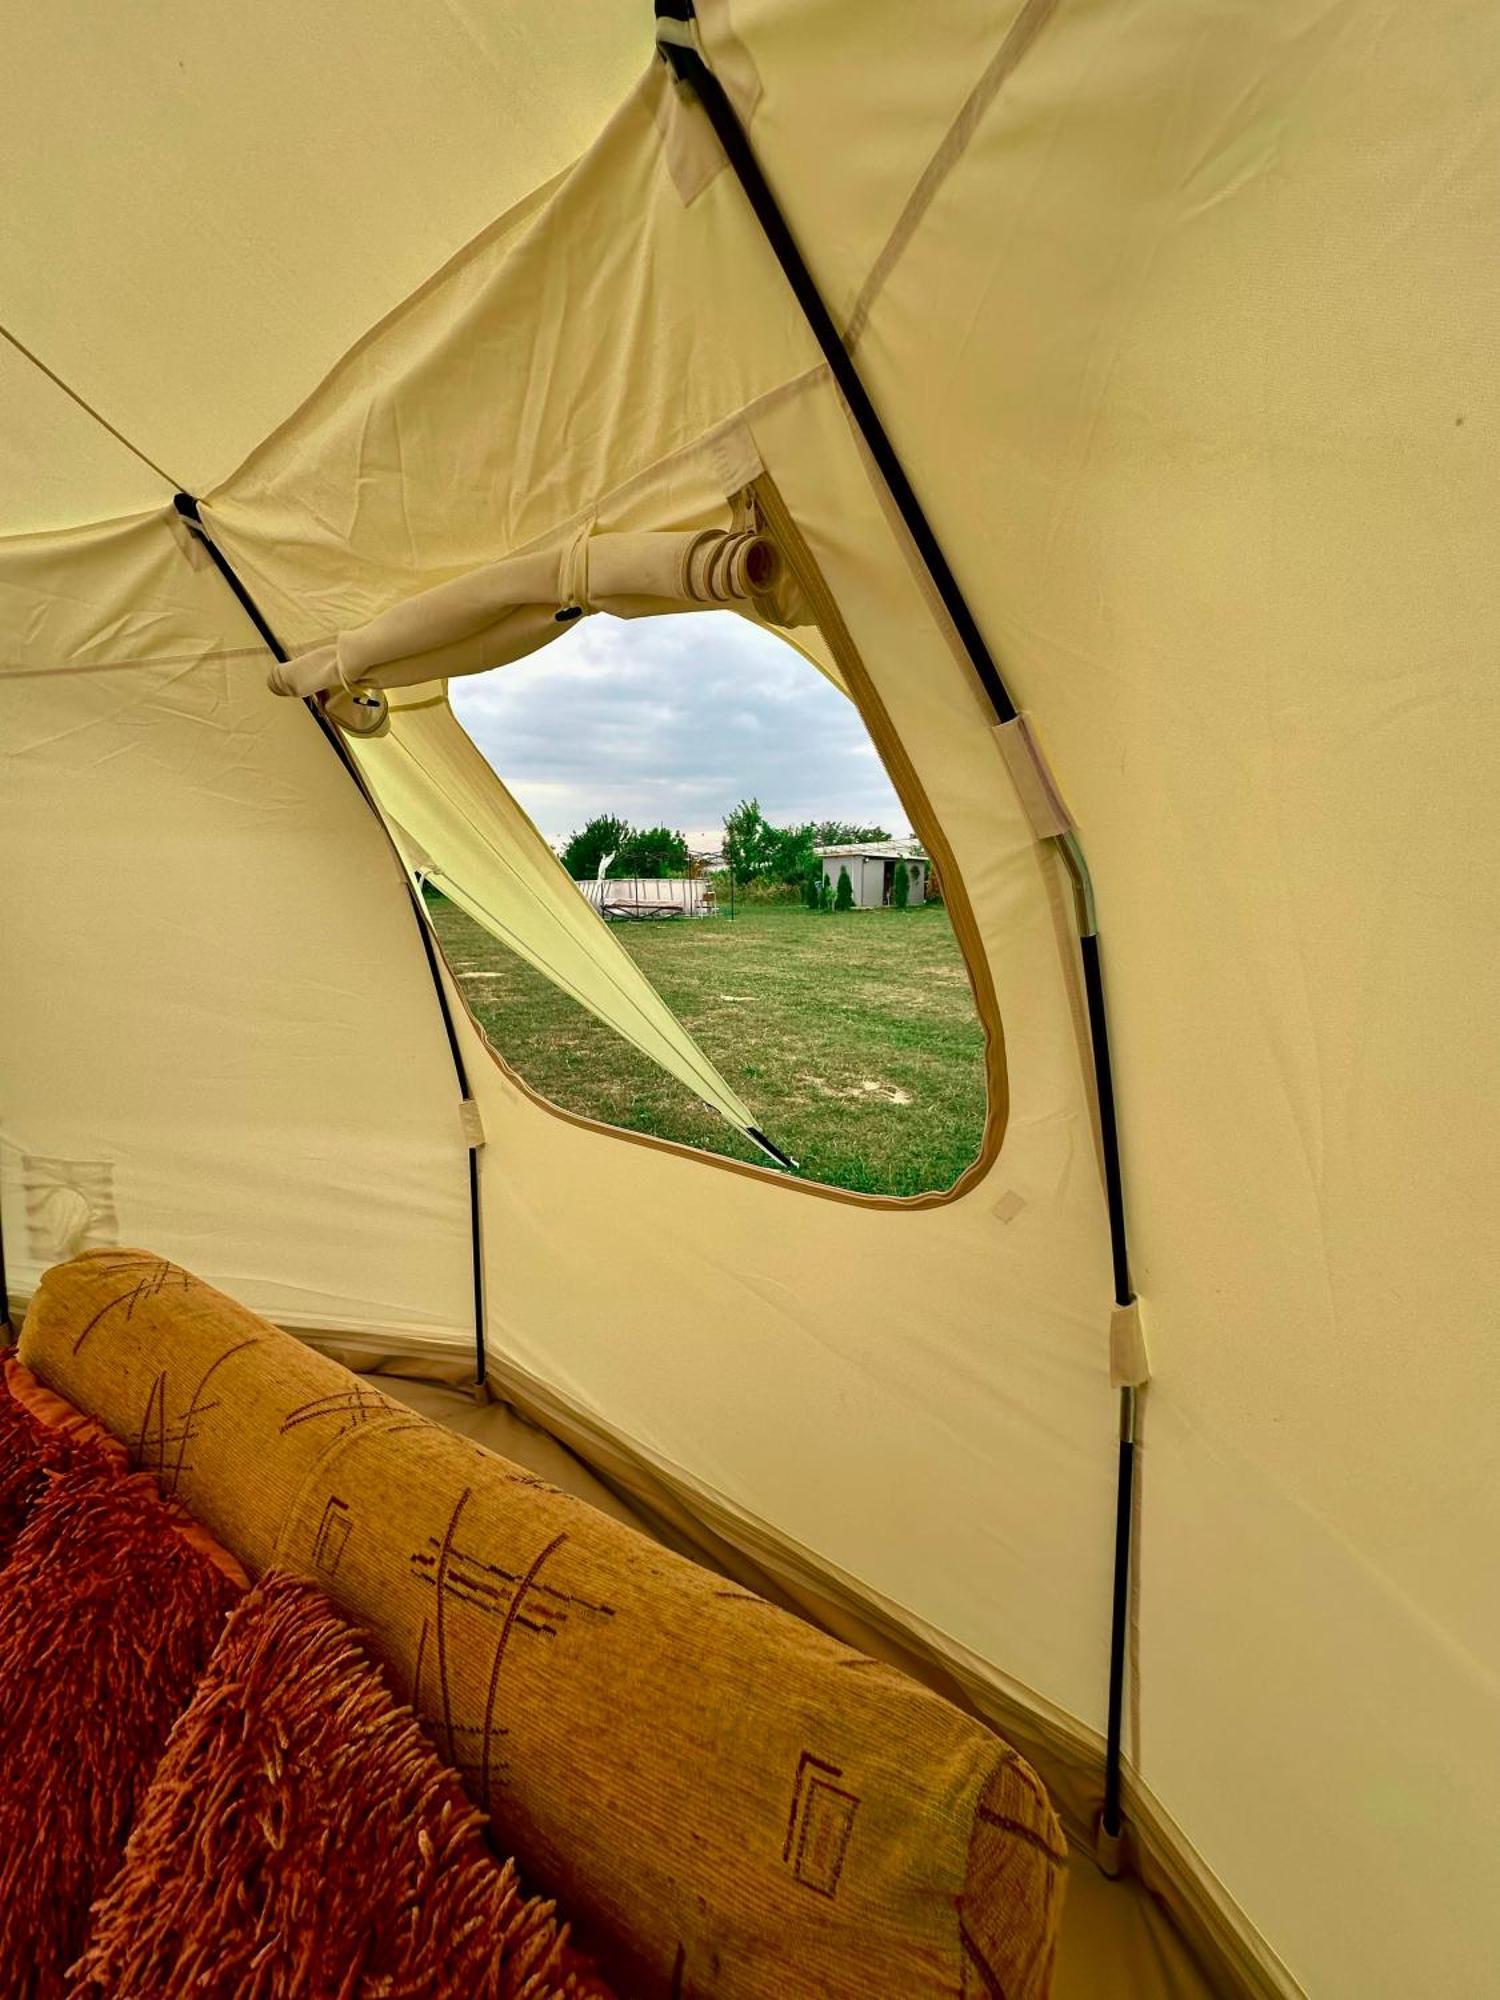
left=449, top=612, right=910, bottom=846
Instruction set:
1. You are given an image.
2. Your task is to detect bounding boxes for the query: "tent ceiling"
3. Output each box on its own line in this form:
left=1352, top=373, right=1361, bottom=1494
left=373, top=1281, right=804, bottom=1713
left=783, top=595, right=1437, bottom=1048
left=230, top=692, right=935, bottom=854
left=0, top=0, right=648, bottom=536
left=0, top=336, right=175, bottom=532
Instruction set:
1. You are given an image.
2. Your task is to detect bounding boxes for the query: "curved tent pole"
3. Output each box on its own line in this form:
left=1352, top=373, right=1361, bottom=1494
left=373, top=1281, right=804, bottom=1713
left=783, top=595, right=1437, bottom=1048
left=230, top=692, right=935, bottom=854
left=656, top=2, right=1017, bottom=729
left=0, top=1183, right=10, bottom=1337
left=656, top=3, right=1142, bottom=1853
left=171, top=495, right=489, bottom=1393
left=1059, top=833, right=1139, bottom=1857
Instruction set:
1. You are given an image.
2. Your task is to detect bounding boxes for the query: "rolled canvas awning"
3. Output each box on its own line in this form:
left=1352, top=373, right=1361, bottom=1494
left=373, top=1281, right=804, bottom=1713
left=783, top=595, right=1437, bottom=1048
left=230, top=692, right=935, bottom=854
left=268, top=526, right=796, bottom=698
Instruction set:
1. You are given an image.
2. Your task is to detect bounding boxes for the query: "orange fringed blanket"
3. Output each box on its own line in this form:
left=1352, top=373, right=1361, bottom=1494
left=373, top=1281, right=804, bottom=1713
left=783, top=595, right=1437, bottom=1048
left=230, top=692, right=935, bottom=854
left=0, top=1351, right=120, bottom=1563
left=0, top=1363, right=244, bottom=2000
left=0, top=1353, right=616, bottom=1998
left=67, top=1573, right=616, bottom=2000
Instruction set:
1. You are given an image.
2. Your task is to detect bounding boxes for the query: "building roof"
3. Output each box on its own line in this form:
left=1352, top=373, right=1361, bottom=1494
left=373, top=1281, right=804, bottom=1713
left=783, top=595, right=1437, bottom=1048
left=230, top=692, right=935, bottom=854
left=814, top=843, right=926, bottom=861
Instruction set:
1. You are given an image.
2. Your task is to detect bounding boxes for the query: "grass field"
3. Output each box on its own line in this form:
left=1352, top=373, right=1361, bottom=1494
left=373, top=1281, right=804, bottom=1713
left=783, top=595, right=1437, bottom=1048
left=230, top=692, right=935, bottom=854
left=428, top=896, right=988, bottom=1196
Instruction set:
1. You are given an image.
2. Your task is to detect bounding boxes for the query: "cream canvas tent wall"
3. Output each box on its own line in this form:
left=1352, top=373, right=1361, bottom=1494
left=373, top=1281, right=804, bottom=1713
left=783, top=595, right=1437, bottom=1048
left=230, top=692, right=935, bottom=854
left=2, top=4, right=1497, bottom=1995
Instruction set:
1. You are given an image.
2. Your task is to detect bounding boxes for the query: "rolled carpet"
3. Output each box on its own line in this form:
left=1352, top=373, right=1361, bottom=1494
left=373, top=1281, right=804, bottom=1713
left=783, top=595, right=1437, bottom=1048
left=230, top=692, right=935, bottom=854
left=0, top=1442, right=245, bottom=2000
left=67, top=1572, right=616, bottom=1999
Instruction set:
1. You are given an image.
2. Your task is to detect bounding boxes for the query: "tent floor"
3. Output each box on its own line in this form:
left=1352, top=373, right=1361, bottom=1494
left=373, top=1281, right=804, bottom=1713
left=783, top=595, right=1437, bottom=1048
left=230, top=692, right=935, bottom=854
left=1053, top=1847, right=1219, bottom=2000
left=370, top=1373, right=1222, bottom=2000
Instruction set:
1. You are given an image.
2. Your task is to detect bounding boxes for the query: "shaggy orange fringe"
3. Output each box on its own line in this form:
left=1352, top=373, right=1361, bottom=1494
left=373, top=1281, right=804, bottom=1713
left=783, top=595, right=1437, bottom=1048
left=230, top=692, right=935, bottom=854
left=0, top=1350, right=116, bottom=1565
left=67, top=1573, right=617, bottom=2000
left=2, top=1357, right=127, bottom=1470
left=0, top=1455, right=242, bottom=2000
left=0, top=1355, right=246, bottom=1590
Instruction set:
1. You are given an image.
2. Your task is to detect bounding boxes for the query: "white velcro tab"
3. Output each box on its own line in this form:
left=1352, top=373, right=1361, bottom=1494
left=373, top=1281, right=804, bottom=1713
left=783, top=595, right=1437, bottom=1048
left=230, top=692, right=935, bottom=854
left=23, top=1156, right=118, bottom=1260
left=459, top=1099, right=485, bottom=1151
left=995, top=716, right=1076, bottom=840
left=650, top=60, right=723, bottom=206
left=1109, top=1299, right=1150, bottom=1389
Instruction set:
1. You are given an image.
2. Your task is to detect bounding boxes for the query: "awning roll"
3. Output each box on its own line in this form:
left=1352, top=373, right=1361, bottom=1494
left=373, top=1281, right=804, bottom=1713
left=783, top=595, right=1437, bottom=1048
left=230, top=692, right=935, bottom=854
left=268, top=528, right=789, bottom=699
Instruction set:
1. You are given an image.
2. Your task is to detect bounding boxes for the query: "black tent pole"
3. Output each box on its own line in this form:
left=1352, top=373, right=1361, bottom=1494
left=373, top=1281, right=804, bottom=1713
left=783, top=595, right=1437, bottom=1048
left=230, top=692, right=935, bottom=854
left=171, top=495, right=488, bottom=1391
left=656, top=2, right=1016, bottom=727
left=0, top=1187, right=11, bottom=1338
left=656, top=2, right=1140, bottom=1855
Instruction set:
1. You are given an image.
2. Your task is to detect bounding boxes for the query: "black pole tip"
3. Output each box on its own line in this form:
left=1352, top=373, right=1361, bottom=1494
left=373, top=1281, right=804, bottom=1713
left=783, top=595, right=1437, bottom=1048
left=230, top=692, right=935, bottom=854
left=746, top=1126, right=800, bottom=1173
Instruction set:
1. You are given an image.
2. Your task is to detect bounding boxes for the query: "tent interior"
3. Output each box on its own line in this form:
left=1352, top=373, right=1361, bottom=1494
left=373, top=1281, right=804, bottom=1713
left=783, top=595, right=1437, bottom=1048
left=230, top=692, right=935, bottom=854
left=3, top=3, right=1496, bottom=1995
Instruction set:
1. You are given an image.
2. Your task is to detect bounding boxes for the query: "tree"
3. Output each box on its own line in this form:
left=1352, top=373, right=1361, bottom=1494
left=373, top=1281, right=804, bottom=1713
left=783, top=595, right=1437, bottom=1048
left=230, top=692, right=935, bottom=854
left=561, top=813, right=630, bottom=880
left=809, top=819, right=891, bottom=847
left=890, top=857, right=911, bottom=909
left=834, top=865, right=854, bottom=912
left=767, top=822, right=817, bottom=886
left=617, top=825, right=690, bottom=879
left=819, top=877, right=834, bottom=912
left=723, top=798, right=778, bottom=882
left=802, top=861, right=823, bottom=909
left=561, top=816, right=690, bottom=880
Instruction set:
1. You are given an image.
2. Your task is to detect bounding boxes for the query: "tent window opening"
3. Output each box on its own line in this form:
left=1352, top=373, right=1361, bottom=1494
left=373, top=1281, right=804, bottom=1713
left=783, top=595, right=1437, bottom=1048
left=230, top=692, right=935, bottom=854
left=274, top=503, right=995, bottom=1197
left=423, top=610, right=989, bottom=1199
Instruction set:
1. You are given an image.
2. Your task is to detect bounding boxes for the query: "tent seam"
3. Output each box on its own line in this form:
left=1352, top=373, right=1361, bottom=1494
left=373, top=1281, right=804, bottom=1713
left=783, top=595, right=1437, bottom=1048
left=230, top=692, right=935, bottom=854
left=0, top=321, right=183, bottom=492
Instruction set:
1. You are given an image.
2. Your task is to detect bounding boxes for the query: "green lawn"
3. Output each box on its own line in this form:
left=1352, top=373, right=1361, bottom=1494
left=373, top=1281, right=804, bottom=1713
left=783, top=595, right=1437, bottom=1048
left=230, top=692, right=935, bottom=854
left=428, top=896, right=988, bottom=1196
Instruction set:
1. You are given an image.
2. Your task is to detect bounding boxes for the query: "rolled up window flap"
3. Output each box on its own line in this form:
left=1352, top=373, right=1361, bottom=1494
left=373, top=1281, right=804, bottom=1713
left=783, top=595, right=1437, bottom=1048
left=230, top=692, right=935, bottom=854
left=267, top=528, right=789, bottom=699
left=585, top=526, right=779, bottom=606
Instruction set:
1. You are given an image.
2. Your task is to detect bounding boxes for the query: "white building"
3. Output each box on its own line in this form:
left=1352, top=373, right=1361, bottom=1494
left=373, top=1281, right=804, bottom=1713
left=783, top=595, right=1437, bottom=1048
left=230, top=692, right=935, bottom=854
left=816, top=843, right=928, bottom=908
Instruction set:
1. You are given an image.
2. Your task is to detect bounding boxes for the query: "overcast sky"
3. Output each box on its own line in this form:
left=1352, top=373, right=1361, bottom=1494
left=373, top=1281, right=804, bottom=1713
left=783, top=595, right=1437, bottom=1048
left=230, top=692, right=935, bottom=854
left=449, top=611, right=909, bottom=849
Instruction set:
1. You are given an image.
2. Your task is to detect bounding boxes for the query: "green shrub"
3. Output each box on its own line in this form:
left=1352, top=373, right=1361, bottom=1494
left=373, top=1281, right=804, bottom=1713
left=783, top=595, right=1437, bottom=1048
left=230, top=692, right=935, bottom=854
left=710, top=870, right=802, bottom=908
left=891, top=858, right=910, bottom=909
left=747, top=878, right=803, bottom=906
left=834, top=865, right=854, bottom=912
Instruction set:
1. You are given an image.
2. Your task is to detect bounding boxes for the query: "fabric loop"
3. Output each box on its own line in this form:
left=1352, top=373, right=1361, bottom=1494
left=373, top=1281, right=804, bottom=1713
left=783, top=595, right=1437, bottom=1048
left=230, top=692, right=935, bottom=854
left=558, top=522, right=595, bottom=616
